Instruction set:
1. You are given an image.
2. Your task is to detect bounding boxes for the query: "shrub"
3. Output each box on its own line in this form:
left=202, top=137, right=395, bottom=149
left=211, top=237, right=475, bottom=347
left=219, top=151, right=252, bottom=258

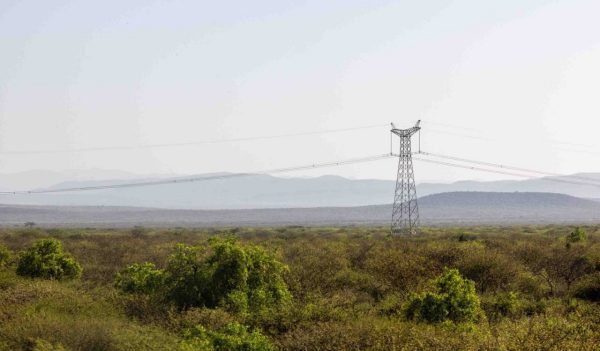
left=177, top=307, right=235, bottom=331
left=515, top=271, right=548, bottom=299
left=544, top=246, right=594, bottom=293
left=377, top=293, right=404, bottom=317
left=171, top=240, right=290, bottom=312
left=0, top=244, right=12, bottom=267
left=482, top=291, right=520, bottom=322
left=405, top=268, right=480, bottom=323
left=131, top=226, right=148, bottom=238
left=456, top=249, right=520, bottom=293
left=456, top=232, right=477, bottom=242
left=46, top=228, right=67, bottom=237
left=566, top=227, right=587, bottom=244
left=16, top=239, right=82, bottom=280
left=169, top=239, right=290, bottom=312
left=120, top=239, right=291, bottom=314
left=573, top=273, right=600, bottom=302
left=29, top=339, right=67, bottom=351
left=284, top=240, right=351, bottom=299
left=114, top=262, right=164, bottom=294
left=0, top=270, right=20, bottom=289
left=162, top=243, right=207, bottom=309
left=182, top=323, right=274, bottom=351
left=365, top=244, right=433, bottom=295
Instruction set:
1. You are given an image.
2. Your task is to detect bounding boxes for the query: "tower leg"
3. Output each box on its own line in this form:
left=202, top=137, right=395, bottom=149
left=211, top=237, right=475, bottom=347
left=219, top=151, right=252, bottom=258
left=391, top=135, right=419, bottom=235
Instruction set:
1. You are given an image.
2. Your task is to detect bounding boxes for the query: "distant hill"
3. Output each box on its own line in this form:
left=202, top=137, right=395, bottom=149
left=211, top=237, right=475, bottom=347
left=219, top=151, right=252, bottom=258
left=1, top=171, right=600, bottom=209
left=420, top=191, right=599, bottom=208
left=1, top=192, right=599, bottom=227
left=419, top=173, right=600, bottom=201
left=419, top=191, right=600, bottom=225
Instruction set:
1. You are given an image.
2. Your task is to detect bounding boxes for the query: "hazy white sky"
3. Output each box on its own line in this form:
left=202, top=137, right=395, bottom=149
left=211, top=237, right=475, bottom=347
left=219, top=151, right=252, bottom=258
left=1, top=0, right=599, bottom=183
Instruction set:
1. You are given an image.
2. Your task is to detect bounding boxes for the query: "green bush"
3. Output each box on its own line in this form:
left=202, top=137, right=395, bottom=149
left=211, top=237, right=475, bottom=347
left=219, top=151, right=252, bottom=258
left=482, top=291, right=520, bottom=322
left=16, top=239, right=82, bottom=280
left=118, top=239, right=291, bottom=314
left=405, top=268, right=480, bottom=323
left=114, top=262, right=164, bottom=294
left=182, top=323, right=274, bottom=351
left=164, top=239, right=291, bottom=312
left=566, top=227, right=587, bottom=245
left=161, top=243, right=207, bottom=309
left=573, top=273, right=600, bottom=302
left=0, top=244, right=12, bottom=267
left=0, top=270, right=20, bottom=290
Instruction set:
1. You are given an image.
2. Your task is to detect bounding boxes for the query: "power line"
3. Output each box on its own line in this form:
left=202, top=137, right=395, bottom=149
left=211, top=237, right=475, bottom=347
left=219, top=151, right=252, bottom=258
left=412, top=155, right=600, bottom=188
left=0, top=124, right=388, bottom=155
left=0, top=153, right=394, bottom=195
left=2, top=149, right=598, bottom=196
left=2, top=121, right=598, bottom=197
left=413, top=156, right=537, bottom=178
left=419, top=150, right=600, bottom=184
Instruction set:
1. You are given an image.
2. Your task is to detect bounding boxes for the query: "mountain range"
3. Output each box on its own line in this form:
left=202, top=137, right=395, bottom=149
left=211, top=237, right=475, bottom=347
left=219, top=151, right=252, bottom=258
left=1, top=171, right=600, bottom=209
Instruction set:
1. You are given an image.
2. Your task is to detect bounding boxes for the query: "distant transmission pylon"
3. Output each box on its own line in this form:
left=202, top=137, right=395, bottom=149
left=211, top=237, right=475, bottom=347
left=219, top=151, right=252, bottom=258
left=391, top=120, right=421, bottom=235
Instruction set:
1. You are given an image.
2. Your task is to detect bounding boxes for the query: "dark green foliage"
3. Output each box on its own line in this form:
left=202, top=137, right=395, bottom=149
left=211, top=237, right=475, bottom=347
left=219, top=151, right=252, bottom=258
left=405, top=268, right=480, bottom=323
left=205, top=238, right=253, bottom=310
left=567, top=227, right=587, bottom=244
left=456, top=232, right=477, bottom=242
left=120, top=238, right=291, bottom=313
left=183, top=323, right=275, bottom=351
left=573, top=272, right=600, bottom=302
left=114, top=262, right=164, bottom=294
left=168, top=238, right=290, bottom=312
left=16, top=239, right=82, bottom=280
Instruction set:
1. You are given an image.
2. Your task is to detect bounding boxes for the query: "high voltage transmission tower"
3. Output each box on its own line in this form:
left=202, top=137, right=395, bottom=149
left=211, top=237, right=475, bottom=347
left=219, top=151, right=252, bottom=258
left=391, top=120, right=421, bottom=235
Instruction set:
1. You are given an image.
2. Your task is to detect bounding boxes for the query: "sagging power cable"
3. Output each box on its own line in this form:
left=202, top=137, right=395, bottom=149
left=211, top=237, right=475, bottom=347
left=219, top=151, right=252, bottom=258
left=0, top=153, right=394, bottom=195
left=413, top=154, right=600, bottom=188
left=419, top=151, right=600, bottom=184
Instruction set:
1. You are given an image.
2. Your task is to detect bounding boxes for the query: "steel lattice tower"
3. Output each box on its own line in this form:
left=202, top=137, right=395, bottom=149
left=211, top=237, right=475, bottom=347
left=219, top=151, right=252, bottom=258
left=391, top=120, right=421, bottom=235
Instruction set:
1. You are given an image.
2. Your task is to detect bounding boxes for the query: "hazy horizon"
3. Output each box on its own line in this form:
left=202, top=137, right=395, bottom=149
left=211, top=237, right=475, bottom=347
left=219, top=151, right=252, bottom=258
left=2, top=0, right=600, bottom=187
left=2, top=166, right=600, bottom=193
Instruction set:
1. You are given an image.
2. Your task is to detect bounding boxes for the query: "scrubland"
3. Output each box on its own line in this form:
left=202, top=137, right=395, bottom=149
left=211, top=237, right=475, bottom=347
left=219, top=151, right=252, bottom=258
left=0, top=225, right=599, bottom=350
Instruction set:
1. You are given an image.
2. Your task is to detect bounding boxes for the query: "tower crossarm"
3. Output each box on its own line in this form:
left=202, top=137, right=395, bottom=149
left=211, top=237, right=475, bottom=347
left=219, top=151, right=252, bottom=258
left=390, top=120, right=421, bottom=137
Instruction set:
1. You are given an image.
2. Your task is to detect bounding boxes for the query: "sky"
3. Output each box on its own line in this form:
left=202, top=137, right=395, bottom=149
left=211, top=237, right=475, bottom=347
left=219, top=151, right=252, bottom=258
left=1, top=0, right=599, bottom=185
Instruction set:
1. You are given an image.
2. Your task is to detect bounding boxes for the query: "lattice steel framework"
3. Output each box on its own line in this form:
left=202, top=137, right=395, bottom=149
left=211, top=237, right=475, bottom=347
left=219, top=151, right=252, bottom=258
left=391, top=120, right=421, bottom=235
